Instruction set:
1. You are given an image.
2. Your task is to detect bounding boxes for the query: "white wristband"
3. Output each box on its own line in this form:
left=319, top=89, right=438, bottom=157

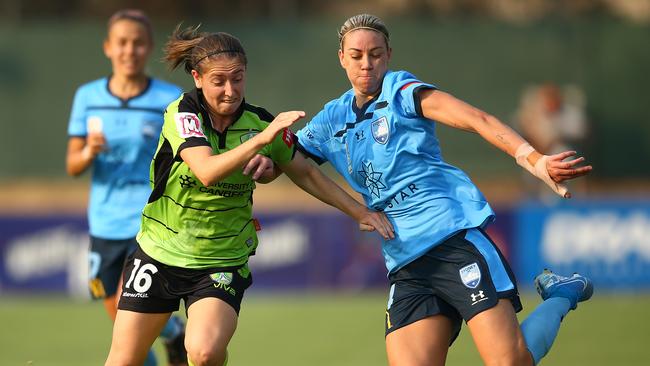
left=515, top=143, right=569, bottom=198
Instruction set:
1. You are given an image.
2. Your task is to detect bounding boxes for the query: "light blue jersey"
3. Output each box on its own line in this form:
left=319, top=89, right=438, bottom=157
left=68, top=77, right=182, bottom=239
left=296, top=70, right=494, bottom=273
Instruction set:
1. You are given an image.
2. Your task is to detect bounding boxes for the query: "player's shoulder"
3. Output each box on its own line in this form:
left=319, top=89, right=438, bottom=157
left=321, top=89, right=354, bottom=119
left=382, top=70, right=420, bottom=91
left=75, top=77, right=108, bottom=96
left=328, top=88, right=355, bottom=107
left=148, top=78, right=183, bottom=102
left=174, top=88, right=201, bottom=115
left=149, top=78, right=183, bottom=95
left=299, top=90, right=352, bottom=140
left=381, top=70, right=438, bottom=101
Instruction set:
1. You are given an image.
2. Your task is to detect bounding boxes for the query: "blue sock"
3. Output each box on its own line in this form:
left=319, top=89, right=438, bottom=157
left=521, top=297, right=571, bottom=365
left=143, top=349, right=157, bottom=366
left=160, top=315, right=183, bottom=340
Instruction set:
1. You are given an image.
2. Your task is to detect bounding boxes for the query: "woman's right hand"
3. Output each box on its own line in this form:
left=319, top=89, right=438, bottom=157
left=66, top=132, right=106, bottom=176
left=85, top=132, right=106, bottom=158
left=259, top=111, right=305, bottom=144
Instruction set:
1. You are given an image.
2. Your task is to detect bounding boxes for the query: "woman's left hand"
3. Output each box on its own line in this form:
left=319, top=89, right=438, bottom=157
left=546, top=151, right=593, bottom=183
left=243, top=154, right=280, bottom=183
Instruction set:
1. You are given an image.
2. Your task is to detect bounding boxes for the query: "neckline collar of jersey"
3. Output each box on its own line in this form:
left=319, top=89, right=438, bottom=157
left=351, top=92, right=381, bottom=122
left=105, top=75, right=152, bottom=106
left=350, top=74, right=387, bottom=121
left=191, top=88, right=245, bottom=135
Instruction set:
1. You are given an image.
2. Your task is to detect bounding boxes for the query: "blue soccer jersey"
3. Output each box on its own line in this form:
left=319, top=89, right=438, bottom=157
left=67, top=77, right=182, bottom=239
left=296, top=70, right=495, bottom=273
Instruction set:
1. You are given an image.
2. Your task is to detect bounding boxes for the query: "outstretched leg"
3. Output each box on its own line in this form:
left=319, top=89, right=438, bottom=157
left=468, top=270, right=593, bottom=366
left=521, top=269, right=593, bottom=364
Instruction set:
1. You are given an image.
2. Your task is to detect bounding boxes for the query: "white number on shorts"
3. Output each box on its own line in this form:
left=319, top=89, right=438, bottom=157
left=124, top=258, right=159, bottom=293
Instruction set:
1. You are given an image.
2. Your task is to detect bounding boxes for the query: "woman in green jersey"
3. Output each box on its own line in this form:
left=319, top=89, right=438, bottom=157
left=104, top=25, right=394, bottom=366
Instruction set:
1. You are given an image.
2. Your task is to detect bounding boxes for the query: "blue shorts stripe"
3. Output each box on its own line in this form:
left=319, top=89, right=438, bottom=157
left=465, top=228, right=514, bottom=292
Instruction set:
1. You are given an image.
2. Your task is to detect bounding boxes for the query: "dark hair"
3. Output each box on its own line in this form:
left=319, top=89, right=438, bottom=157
left=107, top=9, right=153, bottom=42
left=338, top=14, right=390, bottom=49
left=163, top=24, right=247, bottom=74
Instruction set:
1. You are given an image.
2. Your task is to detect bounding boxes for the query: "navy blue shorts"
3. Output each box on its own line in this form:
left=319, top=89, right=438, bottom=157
left=88, top=236, right=138, bottom=299
left=385, top=228, right=522, bottom=342
left=118, top=245, right=253, bottom=315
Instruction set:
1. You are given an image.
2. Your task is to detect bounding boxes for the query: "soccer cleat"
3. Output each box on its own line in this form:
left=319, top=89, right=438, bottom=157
left=164, top=326, right=188, bottom=366
left=534, top=269, right=593, bottom=310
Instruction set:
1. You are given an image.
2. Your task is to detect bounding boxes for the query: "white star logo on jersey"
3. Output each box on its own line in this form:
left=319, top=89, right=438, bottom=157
left=359, top=162, right=386, bottom=198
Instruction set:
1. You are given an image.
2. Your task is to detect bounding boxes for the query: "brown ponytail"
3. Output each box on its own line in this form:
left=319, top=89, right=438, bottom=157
left=163, top=24, right=247, bottom=74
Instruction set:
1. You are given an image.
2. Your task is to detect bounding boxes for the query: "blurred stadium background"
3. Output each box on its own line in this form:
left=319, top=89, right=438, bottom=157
left=1, top=1, right=649, bottom=365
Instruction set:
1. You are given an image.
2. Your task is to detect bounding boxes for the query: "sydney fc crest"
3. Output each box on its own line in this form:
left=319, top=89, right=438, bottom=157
left=459, top=263, right=481, bottom=288
left=371, top=116, right=389, bottom=144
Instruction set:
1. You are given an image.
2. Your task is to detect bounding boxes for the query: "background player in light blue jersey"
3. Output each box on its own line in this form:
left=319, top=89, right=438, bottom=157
left=65, top=9, right=187, bottom=366
left=295, top=13, right=594, bottom=366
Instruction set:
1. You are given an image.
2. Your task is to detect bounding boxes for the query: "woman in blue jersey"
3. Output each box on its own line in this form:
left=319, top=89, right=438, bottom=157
left=65, top=9, right=188, bottom=366
left=295, top=14, right=594, bottom=366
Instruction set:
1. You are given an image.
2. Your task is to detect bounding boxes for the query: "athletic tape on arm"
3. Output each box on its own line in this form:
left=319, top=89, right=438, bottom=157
left=515, top=143, right=569, bottom=198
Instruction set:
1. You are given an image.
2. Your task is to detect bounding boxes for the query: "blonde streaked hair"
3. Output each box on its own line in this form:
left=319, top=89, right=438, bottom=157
left=338, top=14, right=390, bottom=49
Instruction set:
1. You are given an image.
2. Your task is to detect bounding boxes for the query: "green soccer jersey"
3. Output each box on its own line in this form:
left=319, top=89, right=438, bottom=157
left=137, top=89, right=296, bottom=268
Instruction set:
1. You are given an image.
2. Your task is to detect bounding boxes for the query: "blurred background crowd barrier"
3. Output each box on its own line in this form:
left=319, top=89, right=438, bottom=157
left=2, top=199, right=650, bottom=295
left=1, top=0, right=649, bottom=295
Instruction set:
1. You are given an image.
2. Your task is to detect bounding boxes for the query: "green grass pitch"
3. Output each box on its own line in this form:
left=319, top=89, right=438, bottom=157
left=0, top=292, right=647, bottom=365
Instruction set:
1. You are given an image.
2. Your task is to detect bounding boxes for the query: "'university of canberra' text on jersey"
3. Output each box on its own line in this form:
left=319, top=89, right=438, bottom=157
left=67, top=77, right=182, bottom=239
left=296, top=70, right=495, bottom=273
left=137, top=89, right=295, bottom=269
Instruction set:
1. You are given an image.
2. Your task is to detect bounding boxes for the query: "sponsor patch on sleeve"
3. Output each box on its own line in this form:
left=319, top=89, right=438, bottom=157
left=282, top=128, right=295, bottom=148
left=175, top=112, right=206, bottom=139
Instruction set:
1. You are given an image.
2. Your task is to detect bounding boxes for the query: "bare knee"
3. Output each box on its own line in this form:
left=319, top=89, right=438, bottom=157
left=186, top=344, right=226, bottom=366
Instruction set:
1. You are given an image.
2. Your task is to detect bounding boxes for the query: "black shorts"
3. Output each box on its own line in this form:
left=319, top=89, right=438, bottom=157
left=88, top=236, right=138, bottom=299
left=385, top=228, right=522, bottom=342
left=118, top=245, right=253, bottom=315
